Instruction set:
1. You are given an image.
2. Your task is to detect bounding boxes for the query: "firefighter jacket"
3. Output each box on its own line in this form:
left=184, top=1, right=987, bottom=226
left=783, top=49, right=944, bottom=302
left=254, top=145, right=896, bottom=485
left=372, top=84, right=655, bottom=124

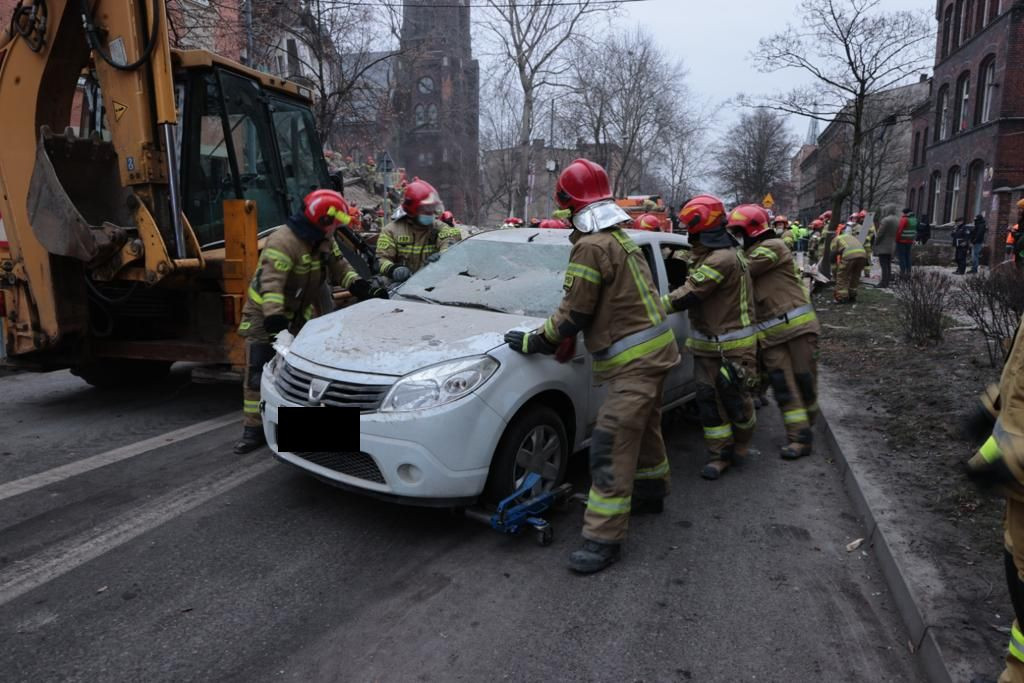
left=539, top=225, right=679, bottom=382
left=833, top=233, right=866, bottom=263
left=376, top=216, right=462, bottom=276
left=239, top=222, right=358, bottom=339
left=781, top=229, right=796, bottom=250
left=664, top=243, right=757, bottom=359
left=808, top=232, right=822, bottom=262
left=745, top=237, right=820, bottom=348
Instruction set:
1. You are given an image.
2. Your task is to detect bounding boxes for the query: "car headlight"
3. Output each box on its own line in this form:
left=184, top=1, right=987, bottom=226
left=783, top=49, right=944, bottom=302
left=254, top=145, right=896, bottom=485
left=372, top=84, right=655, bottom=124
left=272, top=330, right=295, bottom=358
left=381, top=356, right=499, bottom=412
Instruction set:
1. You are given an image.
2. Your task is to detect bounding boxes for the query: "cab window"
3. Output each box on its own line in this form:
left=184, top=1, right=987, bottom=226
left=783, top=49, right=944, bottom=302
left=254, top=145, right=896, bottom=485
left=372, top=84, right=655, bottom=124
left=270, top=97, right=328, bottom=213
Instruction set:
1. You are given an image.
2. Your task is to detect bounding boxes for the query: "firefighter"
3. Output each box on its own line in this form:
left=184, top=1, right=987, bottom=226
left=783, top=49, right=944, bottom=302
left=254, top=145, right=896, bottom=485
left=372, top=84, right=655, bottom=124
left=529, top=217, right=542, bottom=227
left=663, top=195, right=758, bottom=480
left=234, top=190, right=388, bottom=453
left=362, top=156, right=379, bottom=192
left=807, top=219, right=825, bottom=265
left=773, top=215, right=793, bottom=248
left=634, top=213, right=661, bottom=231
left=964, top=313, right=1024, bottom=683
left=729, top=205, right=821, bottom=460
left=832, top=230, right=867, bottom=303
left=501, top=217, right=525, bottom=229
left=504, top=159, right=679, bottom=574
left=440, top=210, right=456, bottom=228
left=375, top=179, right=462, bottom=282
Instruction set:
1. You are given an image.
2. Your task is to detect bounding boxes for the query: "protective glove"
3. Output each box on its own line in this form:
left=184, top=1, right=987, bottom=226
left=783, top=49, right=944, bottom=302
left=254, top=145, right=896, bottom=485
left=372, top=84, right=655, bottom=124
left=961, top=383, right=999, bottom=445
left=426, top=253, right=441, bottom=264
left=264, top=314, right=289, bottom=336
left=391, top=266, right=412, bottom=282
left=504, top=329, right=557, bottom=355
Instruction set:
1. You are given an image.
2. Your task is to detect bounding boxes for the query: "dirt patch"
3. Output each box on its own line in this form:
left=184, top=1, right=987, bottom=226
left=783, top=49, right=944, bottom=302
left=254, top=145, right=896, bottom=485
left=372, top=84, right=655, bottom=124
left=814, top=283, right=1009, bottom=677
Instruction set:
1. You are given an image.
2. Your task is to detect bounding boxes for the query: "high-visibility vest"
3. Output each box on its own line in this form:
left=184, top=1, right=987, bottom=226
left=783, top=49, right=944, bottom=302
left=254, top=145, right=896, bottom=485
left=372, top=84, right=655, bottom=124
left=901, top=216, right=918, bottom=242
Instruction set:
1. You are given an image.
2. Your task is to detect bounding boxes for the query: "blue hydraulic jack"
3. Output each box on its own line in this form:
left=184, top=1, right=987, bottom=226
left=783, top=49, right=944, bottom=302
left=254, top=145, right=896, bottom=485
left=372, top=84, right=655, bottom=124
left=465, top=472, right=575, bottom=546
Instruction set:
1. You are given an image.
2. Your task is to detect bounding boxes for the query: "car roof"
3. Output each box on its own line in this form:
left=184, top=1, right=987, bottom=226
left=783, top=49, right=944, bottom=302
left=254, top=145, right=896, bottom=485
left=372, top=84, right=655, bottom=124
left=466, top=228, right=689, bottom=247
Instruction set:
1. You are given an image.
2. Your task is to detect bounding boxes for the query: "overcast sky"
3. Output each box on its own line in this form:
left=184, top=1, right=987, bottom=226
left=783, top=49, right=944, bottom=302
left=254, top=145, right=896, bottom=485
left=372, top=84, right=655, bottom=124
left=621, top=0, right=936, bottom=138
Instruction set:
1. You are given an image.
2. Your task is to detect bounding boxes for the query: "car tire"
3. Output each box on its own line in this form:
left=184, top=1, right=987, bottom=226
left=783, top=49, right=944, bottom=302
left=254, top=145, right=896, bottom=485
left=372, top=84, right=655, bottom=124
left=483, top=404, right=569, bottom=505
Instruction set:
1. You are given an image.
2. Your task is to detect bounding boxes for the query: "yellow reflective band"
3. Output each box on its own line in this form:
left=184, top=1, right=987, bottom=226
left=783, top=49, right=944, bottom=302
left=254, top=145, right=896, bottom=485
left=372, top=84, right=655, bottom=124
left=243, top=400, right=260, bottom=414
left=331, top=241, right=342, bottom=257
left=1010, top=624, right=1024, bottom=663
left=611, top=229, right=640, bottom=254
left=294, top=261, right=322, bottom=274
left=696, top=265, right=724, bottom=283
left=760, top=311, right=818, bottom=339
left=553, top=209, right=571, bottom=220
left=248, top=287, right=264, bottom=304
left=735, top=415, right=757, bottom=431
left=704, top=424, right=733, bottom=440
left=379, top=258, right=395, bottom=270
left=635, top=458, right=670, bottom=480
left=980, top=436, right=1002, bottom=464
left=238, top=321, right=251, bottom=330
left=751, top=246, right=779, bottom=263
left=586, top=490, right=632, bottom=517
left=544, top=318, right=559, bottom=343
left=342, top=271, right=358, bottom=288
left=626, top=255, right=663, bottom=326
left=686, top=334, right=758, bottom=353
left=326, top=206, right=352, bottom=225
left=566, top=262, right=602, bottom=285
left=263, top=248, right=293, bottom=272
left=661, top=294, right=674, bottom=312
left=304, top=304, right=315, bottom=320
left=438, top=228, right=462, bottom=240
left=592, top=328, right=676, bottom=373
left=263, top=292, right=286, bottom=305
left=739, top=258, right=752, bottom=327
left=377, top=234, right=396, bottom=249
left=783, top=408, right=809, bottom=425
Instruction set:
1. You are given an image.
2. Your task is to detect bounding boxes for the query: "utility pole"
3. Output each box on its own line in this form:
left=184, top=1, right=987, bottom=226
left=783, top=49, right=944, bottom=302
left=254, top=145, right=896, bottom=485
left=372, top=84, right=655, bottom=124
left=244, top=0, right=254, bottom=68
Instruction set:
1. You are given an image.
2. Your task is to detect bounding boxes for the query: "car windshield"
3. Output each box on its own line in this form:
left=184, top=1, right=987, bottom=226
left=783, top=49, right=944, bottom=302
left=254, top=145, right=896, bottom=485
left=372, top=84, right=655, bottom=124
left=397, top=237, right=571, bottom=317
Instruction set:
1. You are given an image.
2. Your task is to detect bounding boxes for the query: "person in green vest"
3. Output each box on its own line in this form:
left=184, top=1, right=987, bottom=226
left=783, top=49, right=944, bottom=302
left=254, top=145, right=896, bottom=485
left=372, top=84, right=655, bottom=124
left=895, top=209, right=918, bottom=277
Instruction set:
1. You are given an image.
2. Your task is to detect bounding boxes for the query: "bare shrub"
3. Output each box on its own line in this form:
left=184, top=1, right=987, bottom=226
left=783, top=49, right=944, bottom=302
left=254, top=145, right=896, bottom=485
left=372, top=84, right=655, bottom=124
left=893, top=270, right=956, bottom=343
left=957, top=265, right=1024, bottom=367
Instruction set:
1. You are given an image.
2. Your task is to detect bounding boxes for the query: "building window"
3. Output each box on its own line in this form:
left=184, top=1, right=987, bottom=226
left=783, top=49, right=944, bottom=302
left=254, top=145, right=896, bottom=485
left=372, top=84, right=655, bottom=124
left=417, top=152, right=434, bottom=166
left=414, top=104, right=426, bottom=127
left=978, top=57, right=997, bottom=123
left=937, top=86, right=950, bottom=140
left=988, top=0, right=1000, bottom=24
left=974, top=0, right=985, bottom=33
left=942, top=5, right=954, bottom=58
left=955, top=72, right=971, bottom=132
left=427, top=104, right=438, bottom=127
left=948, top=166, right=962, bottom=223
left=922, top=128, right=929, bottom=162
left=931, top=172, right=943, bottom=223
left=968, top=160, right=985, bottom=217
left=912, top=132, right=920, bottom=166
left=286, top=39, right=301, bottom=78
left=909, top=188, right=917, bottom=213
left=954, top=0, right=965, bottom=47
left=962, top=0, right=974, bottom=41
left=918, top=184, right=927, bottom=218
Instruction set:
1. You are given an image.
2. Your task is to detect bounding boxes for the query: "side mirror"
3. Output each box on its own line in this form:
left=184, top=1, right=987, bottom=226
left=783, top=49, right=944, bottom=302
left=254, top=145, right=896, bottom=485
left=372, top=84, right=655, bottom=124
left=330, top=173, right=343, bottom=191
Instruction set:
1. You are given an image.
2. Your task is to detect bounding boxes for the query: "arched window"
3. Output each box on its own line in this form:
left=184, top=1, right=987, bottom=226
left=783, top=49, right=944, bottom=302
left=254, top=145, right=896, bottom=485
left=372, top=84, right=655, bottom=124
left=918, top=184, right=927, bottom=218
left=955, top=72, right=971, bottom=132
left=414, top=104, right=426, bottom=127
left=948, top=166, right=962, bottom=223
left=988, top=0, right=1000, bottom=24
left=922, top=128, right=929, bottom=161
left=954, top=0, right=965, bottom=47
left=978, top=56, right=997, bottom=123
left=931, top=171, right=943, bottom=222
left=909, top=188, right=917, bottom=213
left=967, top=159, right=985, bottom=217
left=942, top=5, right=954, bottom=58
left=962, top=0, right=974, bottom=41
left=427, top=104, right=438, bottom=127
left=975, top=0, right=985, bottom=33
left=912, top=132, right=921, bottom=166
left=936, top=86, right=951, bottom=140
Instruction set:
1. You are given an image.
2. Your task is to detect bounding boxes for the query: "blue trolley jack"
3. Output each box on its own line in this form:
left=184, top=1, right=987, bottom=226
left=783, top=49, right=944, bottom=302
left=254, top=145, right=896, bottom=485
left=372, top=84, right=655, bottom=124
left=465, top=472, right=575, bottom=546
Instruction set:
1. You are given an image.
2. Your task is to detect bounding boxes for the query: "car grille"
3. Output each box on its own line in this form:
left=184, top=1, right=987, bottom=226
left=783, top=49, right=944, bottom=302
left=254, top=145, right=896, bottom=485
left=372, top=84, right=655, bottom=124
left=293, top=451, right=385, bottom=484
left=275, top=361, right=390, bottom=412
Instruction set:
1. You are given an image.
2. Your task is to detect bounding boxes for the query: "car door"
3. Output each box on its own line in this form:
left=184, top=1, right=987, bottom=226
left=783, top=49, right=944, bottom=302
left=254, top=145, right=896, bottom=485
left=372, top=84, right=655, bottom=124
left=645, top=237, right=694, bottom=404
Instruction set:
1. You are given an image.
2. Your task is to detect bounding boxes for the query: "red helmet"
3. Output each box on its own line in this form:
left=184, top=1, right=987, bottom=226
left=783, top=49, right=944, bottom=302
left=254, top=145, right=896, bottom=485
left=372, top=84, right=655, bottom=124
left=402, top=178, right=443, bottom=217
left=679, top=195, right=726, bottom=234
left=539, top=219, right=558, bottom=229
left=856, top=209, right=867, bottom=220
left=303, top=189, right=351, bottom=233
left=821, top=210, right=833, bottom=220
left=633, top=213, right=661, bottom=231
left=811, top=219, right=824, bottom=230
left=555, top=159, right=613, bottom=213
left=726, top=204, right=771, bottom=238
left=506, top=217, right=524, bottom=226
left=772, top=214, right=788, bottom=227
left=440, top=210, right=455, bottom=227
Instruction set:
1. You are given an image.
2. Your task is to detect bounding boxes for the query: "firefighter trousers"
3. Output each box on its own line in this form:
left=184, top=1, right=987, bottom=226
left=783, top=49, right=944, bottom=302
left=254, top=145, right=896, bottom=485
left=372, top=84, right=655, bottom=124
left=1000, top=497, right=1024, bottom=683
left=242, top=338, right=274, bottom=428
left=582, top=372, right=671, bottom=545
left=694, top=354, right=757, bottom=461
left=835, top=257, right=867, bottom=302
left=762, top=333, right=819, bottom=449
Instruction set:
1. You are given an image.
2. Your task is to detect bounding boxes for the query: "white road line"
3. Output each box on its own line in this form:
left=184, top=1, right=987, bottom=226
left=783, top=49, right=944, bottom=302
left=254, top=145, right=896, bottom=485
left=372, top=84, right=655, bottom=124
left=0, top=413, right=237, bottom=503
left=0, top=456, right=275, bottom=608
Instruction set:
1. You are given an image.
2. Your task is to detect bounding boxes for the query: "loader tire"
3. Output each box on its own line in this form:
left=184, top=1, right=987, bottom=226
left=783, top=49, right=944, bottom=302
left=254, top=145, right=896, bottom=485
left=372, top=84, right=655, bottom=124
left=71, top=359, right=173, bottom=389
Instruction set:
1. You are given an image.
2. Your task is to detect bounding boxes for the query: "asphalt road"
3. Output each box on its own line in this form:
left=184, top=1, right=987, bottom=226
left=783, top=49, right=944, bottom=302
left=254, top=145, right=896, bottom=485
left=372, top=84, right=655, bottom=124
left=0, top=368, right=922, bottom=682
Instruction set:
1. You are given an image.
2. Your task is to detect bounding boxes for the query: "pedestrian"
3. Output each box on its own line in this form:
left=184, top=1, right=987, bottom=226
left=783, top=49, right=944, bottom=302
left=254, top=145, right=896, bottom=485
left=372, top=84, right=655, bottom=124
left=970, top=213, right=988, bottom=274
left=663, top=195, right=758, bottom=481
left=234, top=190, right=388, bottom=453
left=729, top=205, right=821, bottom=460
left=874, top=205, right=898, bottom=288
left=832, top=231, right=868, bottom=303
left=376, top=179, right=463, bottom=282
left=895, top=208, right=917, bottom=277
left=952, top=221, right=971, bottom=275
left=964, top=311, right=1024, bottom=682
left=917, top=214, right=932, bottom=245
left=503, top=159, right=679, bottom=575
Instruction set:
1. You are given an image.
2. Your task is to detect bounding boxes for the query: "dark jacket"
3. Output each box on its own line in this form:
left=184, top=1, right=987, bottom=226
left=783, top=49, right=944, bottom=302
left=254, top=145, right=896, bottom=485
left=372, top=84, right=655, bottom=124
left=873, top=204, right=899, bottom=255
left=952, top=223, right=971, bottom=248
left=970, top=216, right=987, bottom=245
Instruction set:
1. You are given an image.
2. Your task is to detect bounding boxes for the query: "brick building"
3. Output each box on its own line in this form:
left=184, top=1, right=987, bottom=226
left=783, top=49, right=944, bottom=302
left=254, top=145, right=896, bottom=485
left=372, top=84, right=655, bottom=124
left=395, top=0, right=480, bottom=224
left=907, top=0, right=1024, bottom=251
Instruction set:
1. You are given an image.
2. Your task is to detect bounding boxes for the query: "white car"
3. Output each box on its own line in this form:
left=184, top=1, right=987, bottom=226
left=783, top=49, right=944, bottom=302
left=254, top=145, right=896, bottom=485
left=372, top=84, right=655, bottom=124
left=260, top=228, right=695, bottom=506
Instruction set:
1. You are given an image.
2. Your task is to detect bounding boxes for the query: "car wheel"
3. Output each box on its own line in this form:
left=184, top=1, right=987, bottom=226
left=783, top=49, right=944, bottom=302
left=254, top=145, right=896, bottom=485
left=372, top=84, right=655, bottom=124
left=483, top=404, right=569, bottom=505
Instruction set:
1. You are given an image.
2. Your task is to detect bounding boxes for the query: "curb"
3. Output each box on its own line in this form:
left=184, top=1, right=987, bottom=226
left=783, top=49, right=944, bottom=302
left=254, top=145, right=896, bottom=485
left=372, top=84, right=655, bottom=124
left=817, top=378, right=954, bottom=683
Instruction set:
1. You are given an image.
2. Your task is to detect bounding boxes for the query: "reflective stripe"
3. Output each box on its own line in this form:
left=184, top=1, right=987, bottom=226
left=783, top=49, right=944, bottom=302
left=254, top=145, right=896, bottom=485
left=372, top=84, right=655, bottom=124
left=248, top=287, right=264, bottom=304
left=331, top=241, right=342, bottom=257
left=735, top=415, right=756, bottom=431
left=238, top=321, right=251, bottom=331
left=841, top=247, right=866, bottom=260
left=635, top=457, right=670, bottom=480
left=592, top=328, right=676, bottom=374
left=243, top=400, right=260, bottom=414
left=543, top=318, right=559, bottom=343
left=592, top=320, right=670, bottom=360
left=626, top=255, right=663, bottom=326
left=704, top=424, right=733, bottom=440
left=980, top=436, right=1002, bottom=464
left=783, top=408, right=809, bottom=425
left=263, top=292, right=285, bottom=305
left=438, top=228, right=462, bottom=240
left=566, top=262, right=602, bottom=285
left=757, top=303, right=816, bottom=333
left=687, top=335, right=758, bottom=353
left=696, top=264, right=724, bottom=283
left=342, top=271, right=358, bottom=288
left=303, top=304, right=315, bottom=320
left=377, top=234, right=396, bottom=249
left=396, top=244, right=438, bottom=254
left=586, top=490, right=631, bottom=517
left=294, top=260, right=322, bottom=274
left=738, top=254, right=752, bottom=327
left=263, top=248, right=293, bottom=272
left=661, top=293, right=674, bottom=312
left=750, top=245, right=779, bottom=262
left=1011, top=623, right=1024, bottom=663
left=611, top=229, right=640, bottom=254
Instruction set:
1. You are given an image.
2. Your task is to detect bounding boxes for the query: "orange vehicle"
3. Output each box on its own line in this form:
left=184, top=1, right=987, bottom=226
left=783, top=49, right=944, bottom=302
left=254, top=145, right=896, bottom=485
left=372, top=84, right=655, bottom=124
left=615, top=195, right=672, bottom=232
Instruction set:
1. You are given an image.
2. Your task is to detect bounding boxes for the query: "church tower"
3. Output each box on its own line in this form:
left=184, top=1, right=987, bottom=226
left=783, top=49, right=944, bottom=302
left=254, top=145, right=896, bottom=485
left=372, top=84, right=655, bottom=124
left=396, top=0, right=480, bottom=223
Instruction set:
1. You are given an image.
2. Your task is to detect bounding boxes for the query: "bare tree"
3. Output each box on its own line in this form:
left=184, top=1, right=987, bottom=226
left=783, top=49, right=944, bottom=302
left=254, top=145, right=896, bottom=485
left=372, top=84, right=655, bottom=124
left=478, top=1, right=620, bottom=216
left=478, top=75, right=524, bottom=222
left=750, top=0, right=932, bottom=275
left=715, top=109, right=796, bottom=206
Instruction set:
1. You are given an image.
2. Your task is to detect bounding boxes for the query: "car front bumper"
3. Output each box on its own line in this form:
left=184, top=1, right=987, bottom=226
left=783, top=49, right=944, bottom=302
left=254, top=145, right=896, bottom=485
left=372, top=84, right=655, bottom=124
left=261, top=364, right=502, bottom=503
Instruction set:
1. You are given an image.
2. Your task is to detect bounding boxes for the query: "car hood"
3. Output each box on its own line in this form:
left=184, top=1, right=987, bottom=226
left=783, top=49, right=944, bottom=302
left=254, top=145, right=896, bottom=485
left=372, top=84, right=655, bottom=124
left=288, top=298, right=543, bottom=376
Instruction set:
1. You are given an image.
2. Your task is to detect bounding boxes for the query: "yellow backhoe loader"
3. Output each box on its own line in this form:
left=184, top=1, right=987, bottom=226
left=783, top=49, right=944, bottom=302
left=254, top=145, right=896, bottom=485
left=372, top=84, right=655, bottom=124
left=0, top=0, right=338, bottom=386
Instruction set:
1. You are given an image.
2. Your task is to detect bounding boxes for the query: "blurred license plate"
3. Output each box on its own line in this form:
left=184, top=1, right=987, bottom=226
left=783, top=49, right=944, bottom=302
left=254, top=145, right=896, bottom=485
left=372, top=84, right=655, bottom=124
left=277, top=407, right=359, bottom=452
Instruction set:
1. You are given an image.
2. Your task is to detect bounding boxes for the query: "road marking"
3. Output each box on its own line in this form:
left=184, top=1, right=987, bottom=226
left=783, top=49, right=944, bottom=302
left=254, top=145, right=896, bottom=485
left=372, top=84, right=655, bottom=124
left=0, top=413, right=237, bottom=503
left=0, top=456, right=275, bottom=608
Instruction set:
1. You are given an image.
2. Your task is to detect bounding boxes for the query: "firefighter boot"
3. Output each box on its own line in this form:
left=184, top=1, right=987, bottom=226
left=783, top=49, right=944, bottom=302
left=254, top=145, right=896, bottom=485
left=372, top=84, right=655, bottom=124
left=568, top=539, right=622, bottom=574
left=780, top=443, right=812, bottom=460
left=234, top=426, right=266, bottom=454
